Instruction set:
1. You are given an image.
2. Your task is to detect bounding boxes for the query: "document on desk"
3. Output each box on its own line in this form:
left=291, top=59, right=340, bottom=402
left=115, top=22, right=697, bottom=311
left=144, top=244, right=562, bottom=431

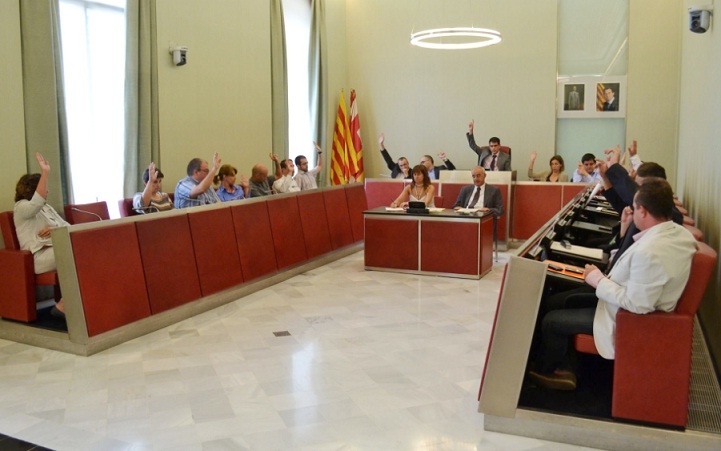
left=550, top=241, right=604, bottom=261
left=385, top=207, right=405, bottom=212
left=428, top=207, right=444, bottom=212
left=456, top=208, right=481, bottom=214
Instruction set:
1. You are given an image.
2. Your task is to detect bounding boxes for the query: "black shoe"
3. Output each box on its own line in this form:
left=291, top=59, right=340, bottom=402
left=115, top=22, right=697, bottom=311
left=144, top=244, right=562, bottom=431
left=528, top=369, right=577, bottom=391
left=50, top=306, right=66, bottom=319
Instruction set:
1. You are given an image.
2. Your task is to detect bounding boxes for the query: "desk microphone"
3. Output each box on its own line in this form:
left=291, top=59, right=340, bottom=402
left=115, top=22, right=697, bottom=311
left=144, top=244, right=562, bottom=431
left=71, top=207, right=104, bottom=221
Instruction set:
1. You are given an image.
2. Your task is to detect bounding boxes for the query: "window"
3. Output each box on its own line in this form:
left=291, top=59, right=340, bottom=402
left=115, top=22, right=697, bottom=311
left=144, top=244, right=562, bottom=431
left=59, top=0, right=126, bottom=215
left=282, top=0, right=312, bottom=165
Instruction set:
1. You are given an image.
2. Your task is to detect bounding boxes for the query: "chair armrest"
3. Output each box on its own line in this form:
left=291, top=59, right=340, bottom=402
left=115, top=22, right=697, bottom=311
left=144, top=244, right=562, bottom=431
left=0, top=250, right=38, bottom=322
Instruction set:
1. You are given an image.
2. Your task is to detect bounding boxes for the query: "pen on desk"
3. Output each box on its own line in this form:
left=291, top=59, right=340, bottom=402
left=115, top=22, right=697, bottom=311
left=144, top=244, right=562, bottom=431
left=565, top=267, right=584, bottom=274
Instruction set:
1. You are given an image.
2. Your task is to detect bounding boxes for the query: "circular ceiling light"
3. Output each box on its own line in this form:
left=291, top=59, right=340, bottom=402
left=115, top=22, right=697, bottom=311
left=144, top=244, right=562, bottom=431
left=410, top=27, right=502, bottom=50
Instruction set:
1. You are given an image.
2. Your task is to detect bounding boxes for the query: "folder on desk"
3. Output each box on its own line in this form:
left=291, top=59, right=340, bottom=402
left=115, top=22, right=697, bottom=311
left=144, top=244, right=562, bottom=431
left=550, top=241, right=605, bottom=263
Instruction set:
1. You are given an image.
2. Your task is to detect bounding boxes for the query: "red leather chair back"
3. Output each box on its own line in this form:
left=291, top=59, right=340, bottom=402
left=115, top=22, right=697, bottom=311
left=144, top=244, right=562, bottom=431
left=118, top=198, right=139, bottom=218
left=64, top=201, right=110, bottom=224
left=0, top=211, right=20, bottom=250
left=683, top=223, right=704, bottom=241
left=674, top=241, right=717, bottom=315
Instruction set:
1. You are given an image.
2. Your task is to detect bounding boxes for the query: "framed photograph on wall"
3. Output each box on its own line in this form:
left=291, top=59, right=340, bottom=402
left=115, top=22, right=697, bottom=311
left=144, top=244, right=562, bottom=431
left=557, top=76, right=626, bottom=118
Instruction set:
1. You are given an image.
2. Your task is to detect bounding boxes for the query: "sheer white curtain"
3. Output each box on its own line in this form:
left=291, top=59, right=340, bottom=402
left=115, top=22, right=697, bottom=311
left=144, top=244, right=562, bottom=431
left=59, top=0, right=126, bottom=215
left=282, top=0, right=312, bottom=165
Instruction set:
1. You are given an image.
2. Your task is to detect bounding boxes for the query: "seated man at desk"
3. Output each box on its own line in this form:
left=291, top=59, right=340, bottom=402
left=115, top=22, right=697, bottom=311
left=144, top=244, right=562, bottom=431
left=452, top=166, right=503, bottom=217
left=175, top=153, right=221, bottom=208
left=420, top=153, right=456, bottom=180
left=529, top=179, right=697, bottom=391
left=572, top=153, right=602, bottom=183
left=466, top=119, right=511, bottom=171
left=378, top=133, right=411, bottom=179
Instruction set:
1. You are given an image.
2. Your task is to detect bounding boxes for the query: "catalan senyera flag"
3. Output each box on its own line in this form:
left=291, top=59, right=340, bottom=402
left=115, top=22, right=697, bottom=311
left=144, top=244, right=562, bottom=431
left=596, top=83, right=606, bottom=111
left=347, top=89, right=364, bottom=182
left=330, top=90, right=350, bottom=185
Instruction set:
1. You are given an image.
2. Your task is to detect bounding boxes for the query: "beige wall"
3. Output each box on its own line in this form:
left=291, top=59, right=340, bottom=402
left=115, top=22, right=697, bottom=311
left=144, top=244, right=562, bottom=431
left=155, top=0, right=273, bottom=185
left=0, top=0, right=28, bottom=214
left=345, top=0, right=558, bottom=177
left=627, top=0, right=683, bottom=186
left=677, top=0, right=721, bottom=371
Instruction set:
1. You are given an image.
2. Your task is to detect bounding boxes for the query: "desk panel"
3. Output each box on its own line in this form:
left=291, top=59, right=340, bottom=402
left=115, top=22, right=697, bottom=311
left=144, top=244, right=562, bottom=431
left=364, top=216, right=418, bottom=270
left=188, top=208, right=244, bottom=295
left=232, top=202, right=278, bottom=281
left=421, top=220, right=479, bottom=275
left=71, top=223, right=151, bottom=337
left=136, top=214, right=202, bottom=314
left=364, top=208, right=493, bottom=279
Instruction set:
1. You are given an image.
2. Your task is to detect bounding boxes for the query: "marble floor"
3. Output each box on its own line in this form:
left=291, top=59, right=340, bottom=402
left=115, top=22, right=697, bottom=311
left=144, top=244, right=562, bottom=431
left=0, top=251, right=598, bottom=451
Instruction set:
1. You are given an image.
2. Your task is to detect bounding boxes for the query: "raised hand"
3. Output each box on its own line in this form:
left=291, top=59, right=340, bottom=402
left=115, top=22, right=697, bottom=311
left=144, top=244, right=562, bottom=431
left=577, top=161, right=588, bottom=176
left=530, top=150, right=538, bottom=161
left=314, top=141, right=322, bottom=153
left=468, top=119, right=475, bottom=134
left=212, top=152, right=221, bottom=171
left=35, top=152, right=51, bottom=174
left=239, top=174, right=250, bottom=191
left=378, top=133, right=385, bottom=149
left=604, top=145, right=621, bottom=166
left=627, top=139, right=638, bottom=157
left=438, top=151, right=448, bottom=161
left=148, top=162, right=158, bottom=183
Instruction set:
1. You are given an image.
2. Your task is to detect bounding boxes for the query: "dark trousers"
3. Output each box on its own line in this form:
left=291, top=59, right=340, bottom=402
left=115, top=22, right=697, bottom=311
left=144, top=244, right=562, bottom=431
left=537, top=286, right=597, bottom=373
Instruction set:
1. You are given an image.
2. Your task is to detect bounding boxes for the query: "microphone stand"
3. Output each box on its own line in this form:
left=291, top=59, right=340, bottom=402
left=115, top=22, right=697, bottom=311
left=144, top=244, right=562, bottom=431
left=71, top=207, right=104, bottom=222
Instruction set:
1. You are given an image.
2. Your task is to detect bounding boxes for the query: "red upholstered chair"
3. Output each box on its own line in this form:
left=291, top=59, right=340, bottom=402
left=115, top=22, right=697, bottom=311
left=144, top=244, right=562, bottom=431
left=0, top=211, right=60, bottom=322
left=118, top=198, right=139, bottom=218
left=433, top=196, right=444, bottom=208
left=574, top=242, right=718, bottom=427
left=64, top=201, right=110, bottom=224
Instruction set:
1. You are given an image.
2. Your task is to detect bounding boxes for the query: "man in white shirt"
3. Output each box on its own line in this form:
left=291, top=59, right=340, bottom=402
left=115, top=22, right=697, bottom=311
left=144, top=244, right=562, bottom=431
left=451, top=166, right=503, bottom=217
left=572, top=153, right=602, bottom=183
left=272, top=158, right=300, bottom=193
left=294, top=142, right=323, bottom=190
left=529, top=178, right=696, bottom=391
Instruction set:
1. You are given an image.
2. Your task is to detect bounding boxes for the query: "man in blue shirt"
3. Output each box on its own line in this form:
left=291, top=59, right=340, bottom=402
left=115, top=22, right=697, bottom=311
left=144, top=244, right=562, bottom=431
left=175, top=152, right=221, bottom=208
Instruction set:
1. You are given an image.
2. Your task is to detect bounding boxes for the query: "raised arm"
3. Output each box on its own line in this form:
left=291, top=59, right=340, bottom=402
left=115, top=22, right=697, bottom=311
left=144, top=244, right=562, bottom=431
left=140, top=162, right=158, bottom=206
left=270, top=153, right=282, bottom=179
left=527, top=151, right=540, bottom=180
left=34, top=152, right=50, bottom=199
left=379, top=133, right=396, bottom=171
left=189, top=152, right=220, bottom=198
left=466, top=119, right=484, bottom=156
left=313, top=141, right=323, bottom=171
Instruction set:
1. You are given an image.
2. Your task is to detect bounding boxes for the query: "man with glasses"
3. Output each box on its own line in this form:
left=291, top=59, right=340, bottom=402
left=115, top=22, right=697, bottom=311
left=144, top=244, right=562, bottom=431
left=294, top=142, right=324, bottom=190
left=466, top=119, right=511, bottom=171
left=174, top=153, right=222, bottom=208
left=378, top=133, right=411, bottom=179
left=420, top=153, right=456, bottom=180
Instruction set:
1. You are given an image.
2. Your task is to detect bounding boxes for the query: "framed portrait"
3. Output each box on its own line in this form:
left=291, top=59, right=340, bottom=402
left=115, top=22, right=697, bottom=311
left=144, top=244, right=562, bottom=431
left=557, top=76, right=626, bottom=118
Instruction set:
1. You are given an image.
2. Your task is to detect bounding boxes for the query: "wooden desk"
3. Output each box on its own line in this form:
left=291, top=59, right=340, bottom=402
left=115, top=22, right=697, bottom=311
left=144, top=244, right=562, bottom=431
left=363, top=207, right=494, bottom=279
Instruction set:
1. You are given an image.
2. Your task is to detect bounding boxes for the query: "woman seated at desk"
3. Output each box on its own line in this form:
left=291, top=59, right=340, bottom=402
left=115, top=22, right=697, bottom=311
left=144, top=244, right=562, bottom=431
left=390, top=165, right=435, bottom=208
left=528, top=151, right=569, bottom=182
left=133, top=162, right=174, bottom=213
left=13, top=152, right=70, bottom=318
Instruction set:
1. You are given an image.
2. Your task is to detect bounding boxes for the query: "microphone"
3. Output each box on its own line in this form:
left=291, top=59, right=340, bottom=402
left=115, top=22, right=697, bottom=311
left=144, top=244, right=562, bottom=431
left=71, top=207, right=104, bottom=222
